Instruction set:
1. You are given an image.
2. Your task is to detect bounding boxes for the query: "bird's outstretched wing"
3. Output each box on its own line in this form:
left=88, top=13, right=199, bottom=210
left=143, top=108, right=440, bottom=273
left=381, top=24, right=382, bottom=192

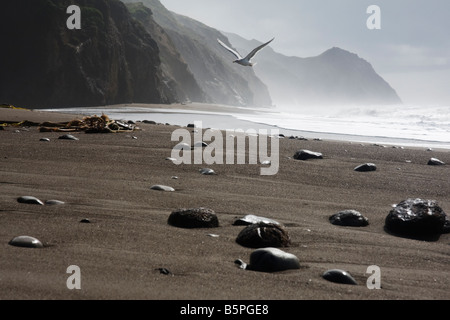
left=245, top=38, right=274, bottom=60
left=217, top=39, right=243, bottom=60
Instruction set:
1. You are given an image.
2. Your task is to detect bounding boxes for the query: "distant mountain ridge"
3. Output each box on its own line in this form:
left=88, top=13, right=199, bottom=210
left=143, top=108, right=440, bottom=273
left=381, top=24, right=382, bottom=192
left=224, top=32, right=402, bottom=106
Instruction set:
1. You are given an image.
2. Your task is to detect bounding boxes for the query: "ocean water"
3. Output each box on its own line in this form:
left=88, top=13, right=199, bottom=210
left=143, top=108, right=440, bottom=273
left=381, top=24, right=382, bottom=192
left=236, top=104, right=450, bottom=149
left=41, top=104, right=450, bottom=150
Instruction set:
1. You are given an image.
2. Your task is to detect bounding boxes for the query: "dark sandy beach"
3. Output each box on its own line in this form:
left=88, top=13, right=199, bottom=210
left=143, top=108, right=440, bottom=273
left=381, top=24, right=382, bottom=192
left=0, top=107, right=449, bottom=301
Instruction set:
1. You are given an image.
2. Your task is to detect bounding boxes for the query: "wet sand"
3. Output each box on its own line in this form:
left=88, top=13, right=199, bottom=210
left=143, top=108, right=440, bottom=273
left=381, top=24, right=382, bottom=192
left=0, top=107, right=449, bottom=301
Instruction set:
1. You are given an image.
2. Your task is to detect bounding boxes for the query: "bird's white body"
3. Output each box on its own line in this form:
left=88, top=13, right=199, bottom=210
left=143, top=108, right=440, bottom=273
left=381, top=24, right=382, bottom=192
left=217, top=38, right=274, bottom=67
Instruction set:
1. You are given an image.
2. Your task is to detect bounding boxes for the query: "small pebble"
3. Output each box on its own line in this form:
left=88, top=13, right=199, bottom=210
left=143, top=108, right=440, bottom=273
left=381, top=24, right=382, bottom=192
left=156, top=268, right=173, bottom=276
left=17, top=196, right=44, bottom=205
left=40, top=138, right=50, bottom=142
left=207, top=234, right=220, bottom=238
left=329, top=210, right=369, bottom=227
left=354, top=163, right=377, bottom=172
left=150, top=185, right=175, bottom=192
left=322, top=269, right=358, bottom=285
left=199, top=168, right=216, bottom=175
left=9, top=236, right=44, bottom=248
left=428, top=158, right=445, bottom=166
left=80, top=218, right=91, bottom=223
left=58, top=134, right=79, bottom=140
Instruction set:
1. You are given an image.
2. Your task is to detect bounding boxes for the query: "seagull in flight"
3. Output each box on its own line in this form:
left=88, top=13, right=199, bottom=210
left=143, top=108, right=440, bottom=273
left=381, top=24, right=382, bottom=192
left=217, top=37, right=274, bottom=67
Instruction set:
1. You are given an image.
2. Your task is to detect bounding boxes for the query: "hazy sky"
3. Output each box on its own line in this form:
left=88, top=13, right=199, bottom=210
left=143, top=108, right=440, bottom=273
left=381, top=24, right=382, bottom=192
left=160, top=0, right=450, bottom=106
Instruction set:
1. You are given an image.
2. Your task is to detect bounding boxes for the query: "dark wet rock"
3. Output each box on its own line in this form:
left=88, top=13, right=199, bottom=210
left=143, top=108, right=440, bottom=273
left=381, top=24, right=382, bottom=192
left=354, top=163, right=377, bottom=172
left=234, top=259, right=247, bottom=269
left=242, top=248, right=300, bottom=272
left=80, top=218, right=91, bottom=223
left=187, top=124, right=195, bottom=128
left=168, top=207, right=219, bottom=228
left=236, top=223, right=291, bottom=248
left=233, top=214, right=281, bottom=226
left=39, top=138, right=50, bottom=142
left=199, top=168, right=216, bottom=175
left=443, top=219, right=450, bottom=234
left=44, top=200, right=65, bottom=206
left=9, top=236, right=44, bottom=248
left=293, top=149, right=323, bottom=160
left=322, top=269, right=358, bottom=285
left=150, top=185, right=175, bottom=192
left=428, top=158, right=445, bottom=166
left=17, top=196, right=44, bottom=205
left=329, top=210, right=369, bottom=227
left=142, top=120, right=157, bottom=125
left=156, top=268, right=173, bottom=276
left=58, top=134, right=79, bottom=141
left=385, top=198, right=447, bottom=236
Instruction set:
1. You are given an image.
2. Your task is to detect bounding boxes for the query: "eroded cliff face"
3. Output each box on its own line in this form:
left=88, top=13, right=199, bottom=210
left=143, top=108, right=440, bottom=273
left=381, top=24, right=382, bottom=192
left=125, top=2, right=206, bottom=104
left=122, top=0, right=273, bottom=108
left=0, top=0, right=175, bottom=108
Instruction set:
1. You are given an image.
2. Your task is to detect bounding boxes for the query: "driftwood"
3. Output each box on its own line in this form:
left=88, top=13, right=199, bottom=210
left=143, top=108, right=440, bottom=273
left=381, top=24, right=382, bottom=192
left=38, top=114, right=137, bottom=133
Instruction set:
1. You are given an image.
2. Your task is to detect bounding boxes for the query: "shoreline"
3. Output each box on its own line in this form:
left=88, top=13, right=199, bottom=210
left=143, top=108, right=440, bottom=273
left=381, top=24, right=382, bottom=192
left=37, top=103, right=450, bottom=151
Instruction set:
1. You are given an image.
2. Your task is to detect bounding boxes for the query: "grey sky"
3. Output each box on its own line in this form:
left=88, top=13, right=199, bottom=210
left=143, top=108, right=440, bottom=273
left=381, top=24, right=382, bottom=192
left=160, top=0, right=450, bottom=105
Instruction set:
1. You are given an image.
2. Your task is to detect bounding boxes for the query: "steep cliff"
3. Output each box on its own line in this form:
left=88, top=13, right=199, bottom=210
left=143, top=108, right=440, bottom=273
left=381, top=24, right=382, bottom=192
left=225, top=32, right=402, bottom=106
left=122, top=0, right=273, bottom=108
left=125, top=2, right=206, bottom=104
left=0, top=0, right=175, bottom=108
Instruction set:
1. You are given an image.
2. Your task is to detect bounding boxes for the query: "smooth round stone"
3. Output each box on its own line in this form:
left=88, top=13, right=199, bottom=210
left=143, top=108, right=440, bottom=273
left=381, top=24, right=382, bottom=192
left=58, top=134, right=79, bottom=140
left=233, top=214, right=280, bottom=226
left=9, top=236, right=44, bottom=248
left=354, top=163, right=377, bottom=172
left=39, top=138, right=50, bottom=142
left=17, top=196, right=44, bottom=205
left=236, top=223, right=291, bottom=248
left=323, top=269, right=358, bottom=285
left=246, top=248, right=300, bottom=272
left=45, top=199, right=65, bottom=205
left=293, top=149, right=323, bottom=161
left=150, top=185, right=175, bottom=192
left=329, top=210, right=369, bottom=227
left=428, top=158, right=445, bottom=166
left=199, top=168, right=216, bottom=175
left=168, top=207, right=219, bottom=228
